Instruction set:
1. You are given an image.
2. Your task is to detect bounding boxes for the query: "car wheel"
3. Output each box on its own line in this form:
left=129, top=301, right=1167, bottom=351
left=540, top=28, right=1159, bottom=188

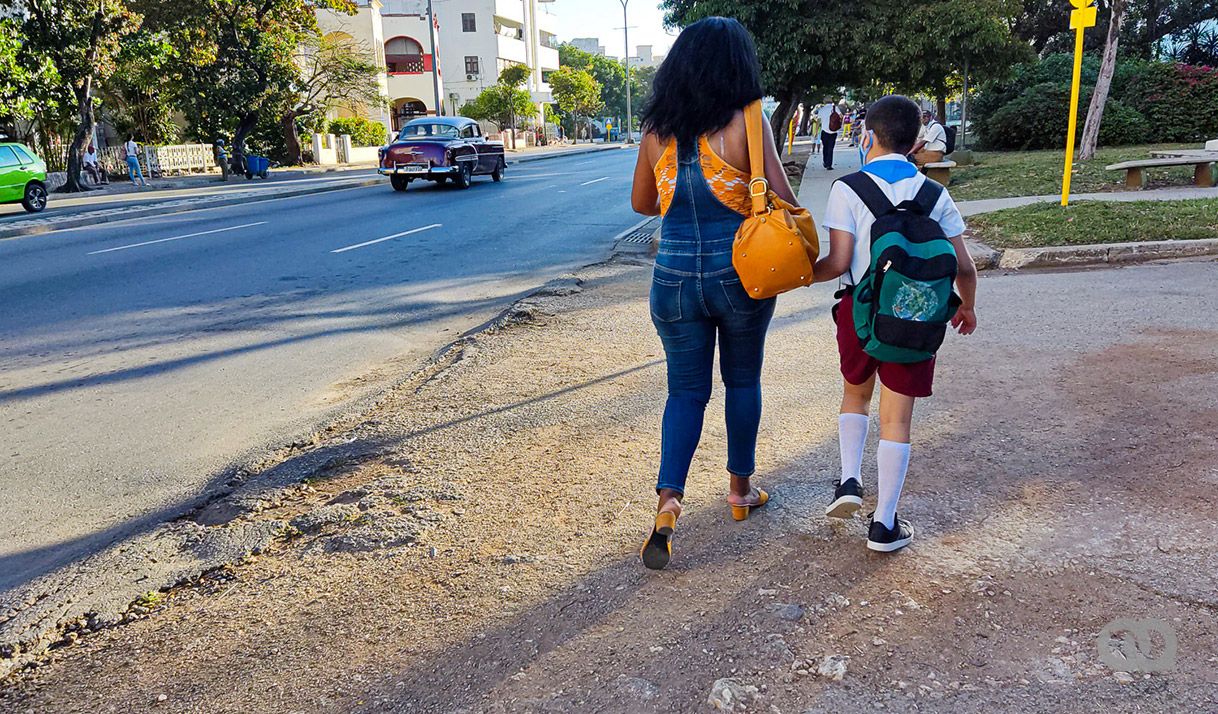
left=492, top=158, right=504, bottom=182
left=454, top=162, right=472, bottom=189
left=22, top=182, right=48, bottom=213
left=390, top=175, right=410, bottom=192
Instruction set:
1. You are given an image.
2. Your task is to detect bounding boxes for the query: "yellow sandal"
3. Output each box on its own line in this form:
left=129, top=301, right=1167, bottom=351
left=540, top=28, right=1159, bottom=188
left=640, top=510, right=678, bottom=570
left=729, top=487, right=769, bottom=522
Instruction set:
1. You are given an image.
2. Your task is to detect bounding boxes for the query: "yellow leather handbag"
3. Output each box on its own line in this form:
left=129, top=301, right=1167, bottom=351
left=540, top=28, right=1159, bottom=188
left=732, top=100, right=819, bottom=299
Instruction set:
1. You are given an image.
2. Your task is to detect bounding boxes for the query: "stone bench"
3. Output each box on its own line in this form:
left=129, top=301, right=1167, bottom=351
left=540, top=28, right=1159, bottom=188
left=1105, top=156, right=1217, bottom=189
left=921, top=160, right=957, bottom=186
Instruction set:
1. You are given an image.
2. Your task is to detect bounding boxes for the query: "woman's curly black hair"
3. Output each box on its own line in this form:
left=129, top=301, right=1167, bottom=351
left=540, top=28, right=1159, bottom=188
left=640, top=17, right=763, bottom=144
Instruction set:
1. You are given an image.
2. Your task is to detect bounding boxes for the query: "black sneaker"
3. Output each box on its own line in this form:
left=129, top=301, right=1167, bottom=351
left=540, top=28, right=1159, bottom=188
left=866, top=513, right=913, bottom=552
left=825, top=478, right=863, bottom=518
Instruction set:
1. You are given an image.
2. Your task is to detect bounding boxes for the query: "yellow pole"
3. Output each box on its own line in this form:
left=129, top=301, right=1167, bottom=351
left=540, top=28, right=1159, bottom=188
left=787, top=114, right=796, bottom=155
left=1062, top=0, right=1097, bottom=206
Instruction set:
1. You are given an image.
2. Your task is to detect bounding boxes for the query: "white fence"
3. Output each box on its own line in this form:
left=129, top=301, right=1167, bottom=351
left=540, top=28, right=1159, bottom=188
left=97, top=143, right=218, bottom=178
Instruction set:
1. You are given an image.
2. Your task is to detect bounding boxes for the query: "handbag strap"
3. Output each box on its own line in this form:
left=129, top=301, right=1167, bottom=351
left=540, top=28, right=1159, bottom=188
left=743, top=100, right=768, bottom=217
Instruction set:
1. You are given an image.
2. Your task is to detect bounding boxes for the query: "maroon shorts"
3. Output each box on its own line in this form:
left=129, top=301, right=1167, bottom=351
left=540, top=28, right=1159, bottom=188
left=834, top=293, right=935, bottom=398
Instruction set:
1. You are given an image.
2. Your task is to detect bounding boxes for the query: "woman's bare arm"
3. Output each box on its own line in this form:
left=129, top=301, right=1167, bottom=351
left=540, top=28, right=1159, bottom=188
left=631, top=133, right=662, bottom=216
left=760, top=118, right=798, bottom=206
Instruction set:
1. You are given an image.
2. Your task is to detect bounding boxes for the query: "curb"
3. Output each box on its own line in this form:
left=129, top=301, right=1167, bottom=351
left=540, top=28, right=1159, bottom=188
left=971, top=237, right=1218, bottom=271
left=506, top=144, right=626, bottom=166
left=0, top=176, right=384, bottom=240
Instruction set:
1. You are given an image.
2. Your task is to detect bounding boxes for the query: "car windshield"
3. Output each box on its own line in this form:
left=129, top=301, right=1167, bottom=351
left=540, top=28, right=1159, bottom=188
left=399, top=123, right=460, bottom=139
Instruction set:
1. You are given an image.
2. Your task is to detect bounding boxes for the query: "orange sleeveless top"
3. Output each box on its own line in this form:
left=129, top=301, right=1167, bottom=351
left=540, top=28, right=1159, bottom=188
left=653, top=136, right=751, bottom=217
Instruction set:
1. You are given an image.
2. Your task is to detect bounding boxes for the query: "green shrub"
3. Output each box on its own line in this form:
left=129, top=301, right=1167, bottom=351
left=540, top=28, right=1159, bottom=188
left=327, top=117, right=388, bottom=147
left=972, top=55, right=1213, bottom=150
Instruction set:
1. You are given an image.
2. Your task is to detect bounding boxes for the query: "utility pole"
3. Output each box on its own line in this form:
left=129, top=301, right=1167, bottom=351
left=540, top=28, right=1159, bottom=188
left=426, top=0, right=443, bottom=116
left=618, top=0, right=633, bottom=144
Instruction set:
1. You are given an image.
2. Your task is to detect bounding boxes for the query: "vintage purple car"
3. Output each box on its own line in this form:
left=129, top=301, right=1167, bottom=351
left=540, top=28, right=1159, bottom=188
left=378, top=116, right=505, bottom=191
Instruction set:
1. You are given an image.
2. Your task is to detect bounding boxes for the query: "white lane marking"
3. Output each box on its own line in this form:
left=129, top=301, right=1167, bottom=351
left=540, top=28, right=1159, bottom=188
left=87, top=221, right=268, bottom=255
left=580, top=176, right=611, bottom=186
left=330, top=223, right=442, bottom=253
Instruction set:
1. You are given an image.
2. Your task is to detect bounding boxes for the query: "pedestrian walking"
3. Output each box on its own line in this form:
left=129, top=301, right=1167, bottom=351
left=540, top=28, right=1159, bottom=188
left=811, top=112, right=822, bottom=154
left=816, top=100, right=842, bottom=169
left=910, top=109, right=948, bottom=167
left=124, top=135, right=147, bottom=187
left=630, top=16, right=800, bottom=570
left=812, top=95, right=978, bottom=552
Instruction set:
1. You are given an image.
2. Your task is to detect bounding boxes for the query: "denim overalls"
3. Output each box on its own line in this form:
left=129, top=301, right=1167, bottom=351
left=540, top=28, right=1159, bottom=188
left=651, top=136, right=777, bottom=494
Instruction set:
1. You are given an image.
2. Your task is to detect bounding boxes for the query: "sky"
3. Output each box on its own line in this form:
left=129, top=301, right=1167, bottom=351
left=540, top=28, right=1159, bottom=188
left=548, top=0, right=676, bottom=58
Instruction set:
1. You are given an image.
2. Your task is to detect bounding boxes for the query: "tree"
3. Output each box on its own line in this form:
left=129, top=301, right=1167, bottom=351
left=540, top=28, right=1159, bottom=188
left=1080, top=0, right=1128, bottom=160
left=661, top=0, right=874, bottom=150
left=16, top=0, right=139, bottom=192
left=459, top=64, right=536, bottom=148
left=139, top=0, right=356, bottom=157
left=281, top=32, right=383, bottom=165
left=549, top=66, right=602, bottom=143
left=103, top=30, right=180, bottom=145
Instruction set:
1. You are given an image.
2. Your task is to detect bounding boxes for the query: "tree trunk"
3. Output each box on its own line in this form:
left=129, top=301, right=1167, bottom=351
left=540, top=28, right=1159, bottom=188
left=63, top=81, right=95, bottom=193
left=770, top=89, right=800, bottom=152
left=1080, top=0, right=1126, bottom=160
left=936, top=94, right=948, bottom=126
left=282, top=111, right=302, bottom=166
left=233, top=111, right=259, bottom=157
left=797, top=92, right=816, bottom=136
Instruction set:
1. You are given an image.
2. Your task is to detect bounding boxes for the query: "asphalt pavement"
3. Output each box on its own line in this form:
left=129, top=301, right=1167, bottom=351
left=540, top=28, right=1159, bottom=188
left=0, top=148, right=644, bottom=594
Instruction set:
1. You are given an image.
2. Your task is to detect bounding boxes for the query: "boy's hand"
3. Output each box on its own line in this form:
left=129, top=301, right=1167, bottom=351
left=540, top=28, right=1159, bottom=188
left=951, top=307, right=977, bottom=335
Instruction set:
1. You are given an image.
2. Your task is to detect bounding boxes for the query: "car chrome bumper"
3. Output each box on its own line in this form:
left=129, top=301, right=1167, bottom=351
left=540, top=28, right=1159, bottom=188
left=379, top=165, right=459, bottom=176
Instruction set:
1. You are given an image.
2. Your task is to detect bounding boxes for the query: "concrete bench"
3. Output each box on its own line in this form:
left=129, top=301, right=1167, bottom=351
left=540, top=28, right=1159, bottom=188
left=921, top=160, right=957, bottom=186
left=1105, top=156, right=1217, bottom=189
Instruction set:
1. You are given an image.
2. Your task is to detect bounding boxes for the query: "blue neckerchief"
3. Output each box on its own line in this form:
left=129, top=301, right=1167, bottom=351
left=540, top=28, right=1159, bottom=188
left=861, top=159, right=917, bottom=184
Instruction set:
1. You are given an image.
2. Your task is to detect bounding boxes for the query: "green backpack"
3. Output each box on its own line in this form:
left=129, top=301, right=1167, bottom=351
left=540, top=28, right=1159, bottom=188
left=841, top=172, right=961, bottom=364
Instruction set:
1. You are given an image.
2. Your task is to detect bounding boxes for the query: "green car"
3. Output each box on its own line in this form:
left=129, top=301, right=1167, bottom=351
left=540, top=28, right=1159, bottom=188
left=0, top=142, right=49, bottom=213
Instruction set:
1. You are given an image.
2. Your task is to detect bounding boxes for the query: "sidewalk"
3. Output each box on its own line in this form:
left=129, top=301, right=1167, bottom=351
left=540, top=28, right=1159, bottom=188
left=957, top=186, right=1218, bottom=216
left=3, top=249, right=1215, bottom=711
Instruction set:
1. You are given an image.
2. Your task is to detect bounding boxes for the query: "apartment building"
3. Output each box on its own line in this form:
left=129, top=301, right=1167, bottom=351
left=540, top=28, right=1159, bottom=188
left=434, top=0, right=560, bottom=119
left=315, top=0, right=558, bottom=135
left=570, top=37, right=606, bottom=56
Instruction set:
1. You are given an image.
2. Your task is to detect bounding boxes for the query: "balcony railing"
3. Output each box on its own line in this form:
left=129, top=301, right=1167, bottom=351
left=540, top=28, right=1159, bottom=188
left=386, top=54, right=433, bottom=74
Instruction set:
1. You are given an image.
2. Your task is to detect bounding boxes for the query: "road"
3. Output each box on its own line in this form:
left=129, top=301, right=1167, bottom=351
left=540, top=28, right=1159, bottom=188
left=0, top=148, right=643, bottom=594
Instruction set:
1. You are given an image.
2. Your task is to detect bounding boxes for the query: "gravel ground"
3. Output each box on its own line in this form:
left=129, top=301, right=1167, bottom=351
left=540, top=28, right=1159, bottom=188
left=2, top=255, right=1217, bottom=713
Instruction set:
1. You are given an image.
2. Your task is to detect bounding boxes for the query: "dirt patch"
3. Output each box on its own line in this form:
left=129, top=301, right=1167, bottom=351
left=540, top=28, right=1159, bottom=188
left=3, top=261, right=1217, bottom=712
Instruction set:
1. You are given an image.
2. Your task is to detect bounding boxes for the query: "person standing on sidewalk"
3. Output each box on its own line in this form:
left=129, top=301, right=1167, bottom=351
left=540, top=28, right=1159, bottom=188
left=816, top=101, right=842, bottom=169
left=124, top=135, right=148, bottom=187
left=630, top=16, right=800, bottom=570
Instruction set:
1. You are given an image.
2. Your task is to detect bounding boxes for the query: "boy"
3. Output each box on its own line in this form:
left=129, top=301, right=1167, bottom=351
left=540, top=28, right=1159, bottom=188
left=813, top=95, right=978, bottom=553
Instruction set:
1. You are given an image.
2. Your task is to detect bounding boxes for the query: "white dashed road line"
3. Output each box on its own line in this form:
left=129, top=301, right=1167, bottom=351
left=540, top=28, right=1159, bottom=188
left=330, top=223, right=443, bottom=254
left=580, top=176, right=611, bottom=186
left=87, top=221, right=268, bottom=255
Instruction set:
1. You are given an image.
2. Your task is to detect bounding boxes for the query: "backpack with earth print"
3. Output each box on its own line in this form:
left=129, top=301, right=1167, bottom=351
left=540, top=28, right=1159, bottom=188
left=840, top=172, right=961, bottom=364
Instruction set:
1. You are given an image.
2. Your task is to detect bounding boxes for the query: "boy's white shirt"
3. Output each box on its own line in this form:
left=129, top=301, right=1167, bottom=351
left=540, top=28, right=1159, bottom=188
left=822, top=153, right=967, bottom=286
left=124, top=140, right=138, bottom=157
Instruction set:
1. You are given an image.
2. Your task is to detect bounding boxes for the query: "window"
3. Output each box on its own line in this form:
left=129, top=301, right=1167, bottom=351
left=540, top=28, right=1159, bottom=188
left=12, top=145, right=37, bottom=164
left=0, top=146, right=19, bottom=168
left=462, top=13, right=476, bottom=32
left=464, top=56, right=480, bottom=76
left=461, top=124, right=480, bottom=139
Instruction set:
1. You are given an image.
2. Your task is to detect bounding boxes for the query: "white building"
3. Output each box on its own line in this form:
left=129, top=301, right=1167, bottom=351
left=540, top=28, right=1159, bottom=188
left=315, top=0, right=559, bottom=135
left=628, top=44, right=664, bottom=68
left=316, top=1, right=440, bottom=132
left=434, top=0, right=560, bottom=120
left=570, top=37, right=605, bottom=56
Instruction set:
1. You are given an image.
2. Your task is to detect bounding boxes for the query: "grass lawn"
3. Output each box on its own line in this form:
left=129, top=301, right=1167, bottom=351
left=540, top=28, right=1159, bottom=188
left=950, top=143, right=1201, bottom=201
left=967, top=198, right=1218, bottom=249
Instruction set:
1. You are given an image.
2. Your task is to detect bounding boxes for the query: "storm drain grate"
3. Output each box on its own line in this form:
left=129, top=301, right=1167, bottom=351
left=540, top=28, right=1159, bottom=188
left=619, top=229, right=656, bottom=244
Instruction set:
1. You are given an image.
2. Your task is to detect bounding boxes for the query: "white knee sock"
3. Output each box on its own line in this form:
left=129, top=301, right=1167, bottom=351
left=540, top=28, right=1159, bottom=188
left=875, top=440, right=911, bottom=529
left=837, top=413, right=870, bottom=484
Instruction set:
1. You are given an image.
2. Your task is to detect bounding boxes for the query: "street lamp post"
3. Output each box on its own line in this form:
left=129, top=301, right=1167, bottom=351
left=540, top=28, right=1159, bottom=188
left=618, top=0, right=633, bottom=144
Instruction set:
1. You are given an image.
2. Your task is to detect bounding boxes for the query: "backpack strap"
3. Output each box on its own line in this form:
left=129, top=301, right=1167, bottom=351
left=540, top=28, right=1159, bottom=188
left=839, top=172, right=894, bottom=217
left=906, top=178, right=944, bottom=216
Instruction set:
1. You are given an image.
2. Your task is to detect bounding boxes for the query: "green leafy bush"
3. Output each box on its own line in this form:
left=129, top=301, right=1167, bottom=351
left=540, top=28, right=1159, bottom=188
left=327, top=117, right=388, bottom=147
left=973, top=54, right=1212, bottom=149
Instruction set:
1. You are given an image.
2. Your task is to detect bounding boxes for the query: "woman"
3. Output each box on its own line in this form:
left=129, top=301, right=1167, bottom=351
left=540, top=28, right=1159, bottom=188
left=630, top=17, right=799, bottom=570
